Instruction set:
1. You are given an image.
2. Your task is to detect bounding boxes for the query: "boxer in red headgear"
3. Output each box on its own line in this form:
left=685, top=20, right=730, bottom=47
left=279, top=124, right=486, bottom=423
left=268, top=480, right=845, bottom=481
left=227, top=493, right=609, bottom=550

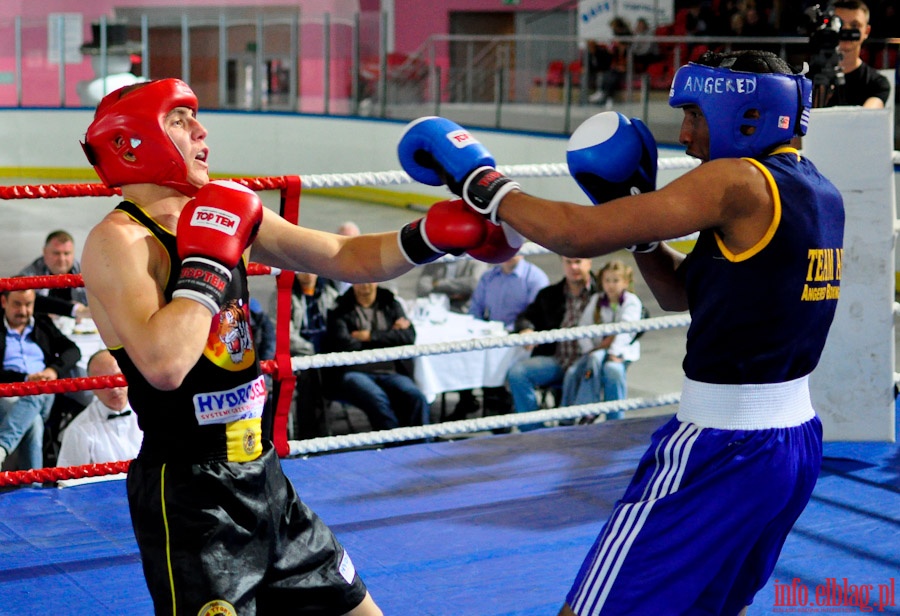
left=82, top=79, right=200, bottom=196
left=78, top=79, right=513, bottom=615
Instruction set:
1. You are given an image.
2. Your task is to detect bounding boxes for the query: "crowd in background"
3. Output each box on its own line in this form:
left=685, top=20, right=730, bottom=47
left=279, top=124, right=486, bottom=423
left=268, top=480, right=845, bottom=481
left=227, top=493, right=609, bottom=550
left=672, top=0, right=898, bottom=40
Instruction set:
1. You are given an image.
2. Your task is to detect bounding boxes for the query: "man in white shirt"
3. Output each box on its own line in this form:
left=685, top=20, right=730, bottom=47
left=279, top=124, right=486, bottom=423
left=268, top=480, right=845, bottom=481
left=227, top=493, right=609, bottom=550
left=56, top=349, right=142, bottom=467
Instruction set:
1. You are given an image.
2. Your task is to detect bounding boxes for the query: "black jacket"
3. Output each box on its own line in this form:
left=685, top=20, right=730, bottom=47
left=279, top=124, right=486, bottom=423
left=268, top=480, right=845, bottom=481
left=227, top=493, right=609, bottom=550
left=514, top=278, right=597, bottom=357
left=0, top=315, right=81, bottom=383
left=324, top=287, right=416, bottom=381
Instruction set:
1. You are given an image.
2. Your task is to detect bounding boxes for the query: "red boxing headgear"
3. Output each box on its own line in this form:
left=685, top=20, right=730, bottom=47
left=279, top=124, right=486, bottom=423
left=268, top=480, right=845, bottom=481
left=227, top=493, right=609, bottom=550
left=81, top=78, right=200, bottom=196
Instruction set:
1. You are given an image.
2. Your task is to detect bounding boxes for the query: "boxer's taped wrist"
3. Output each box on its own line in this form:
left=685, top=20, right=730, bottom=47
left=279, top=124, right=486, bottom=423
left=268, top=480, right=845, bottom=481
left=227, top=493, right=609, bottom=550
left=463, top=167, right=520, bottom=223
left=398, top=220, right=444, bottom=265
left=173, top=256, right=232, bottom=315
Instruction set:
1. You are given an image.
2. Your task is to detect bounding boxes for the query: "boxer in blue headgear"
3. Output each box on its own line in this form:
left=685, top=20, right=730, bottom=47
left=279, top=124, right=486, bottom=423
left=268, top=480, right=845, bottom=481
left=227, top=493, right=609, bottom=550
left=668, top=50, right=812, bottom=160
left=396, top=49, right=845, bottom=616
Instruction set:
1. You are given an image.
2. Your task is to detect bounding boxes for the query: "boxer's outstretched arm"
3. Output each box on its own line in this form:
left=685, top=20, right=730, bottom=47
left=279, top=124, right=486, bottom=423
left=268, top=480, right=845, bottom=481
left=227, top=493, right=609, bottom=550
left=496, top=158, right=775, bottom=313
left=250, top=207, right=415, bottom=283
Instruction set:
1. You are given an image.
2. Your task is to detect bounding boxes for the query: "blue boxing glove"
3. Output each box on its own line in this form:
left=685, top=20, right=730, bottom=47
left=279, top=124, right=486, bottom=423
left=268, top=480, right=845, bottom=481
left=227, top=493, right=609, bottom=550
left=398, top=116, right=520, bottom=223
left=567, top=111, right=659, bottom=253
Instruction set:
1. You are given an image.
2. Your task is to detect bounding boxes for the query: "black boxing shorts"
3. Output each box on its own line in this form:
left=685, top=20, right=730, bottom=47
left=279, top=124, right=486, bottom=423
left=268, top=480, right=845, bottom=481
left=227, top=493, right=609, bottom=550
left=126, top=442, right=368, bottom=615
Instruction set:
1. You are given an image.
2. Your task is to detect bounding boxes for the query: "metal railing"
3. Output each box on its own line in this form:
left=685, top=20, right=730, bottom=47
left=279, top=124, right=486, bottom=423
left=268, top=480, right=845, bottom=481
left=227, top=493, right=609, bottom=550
left=0, top=12, right=896, bottom=135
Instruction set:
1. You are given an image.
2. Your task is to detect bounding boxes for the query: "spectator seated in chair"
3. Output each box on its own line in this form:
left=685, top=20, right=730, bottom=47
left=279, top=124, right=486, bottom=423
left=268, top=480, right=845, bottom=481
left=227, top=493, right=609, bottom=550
left=17, top=229, right=91, bottom=321
left=56, top=349, right=142, bottom=467
left=561, top=260, right=643, bottom=421
left=288, top=272, right=340, bottom=439
left=323, top=282, right=429, bottom=431
left=0, top=288, right=80, bottom=470
left=448, top=254, right=550, bottom=421
left=506, top=257, right=597, bottom=430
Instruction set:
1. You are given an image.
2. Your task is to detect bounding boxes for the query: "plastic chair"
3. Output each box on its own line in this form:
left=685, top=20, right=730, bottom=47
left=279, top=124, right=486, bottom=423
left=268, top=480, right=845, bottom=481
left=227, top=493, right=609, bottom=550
left=545, top=60, right=566, bottom=87
left=568, top=59, right=583, bottom=87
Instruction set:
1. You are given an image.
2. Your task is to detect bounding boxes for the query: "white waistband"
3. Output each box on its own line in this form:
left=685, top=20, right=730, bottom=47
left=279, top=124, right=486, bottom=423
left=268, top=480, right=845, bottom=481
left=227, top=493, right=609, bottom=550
left=676, top=376, right=815, bottom=430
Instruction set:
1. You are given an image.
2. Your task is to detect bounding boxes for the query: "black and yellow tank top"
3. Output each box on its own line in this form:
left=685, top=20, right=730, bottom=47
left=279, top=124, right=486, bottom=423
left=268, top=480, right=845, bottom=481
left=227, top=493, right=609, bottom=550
left=109, top=200, right=265, bottom=463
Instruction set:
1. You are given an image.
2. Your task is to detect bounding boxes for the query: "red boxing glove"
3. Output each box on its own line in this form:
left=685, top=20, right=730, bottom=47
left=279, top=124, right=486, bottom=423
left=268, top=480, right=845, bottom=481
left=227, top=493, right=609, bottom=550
left=467, top=221, right=523, bottom=264
left=173, top=180, right=263, bottom=314
left=398, top=199, right=487, bottom=265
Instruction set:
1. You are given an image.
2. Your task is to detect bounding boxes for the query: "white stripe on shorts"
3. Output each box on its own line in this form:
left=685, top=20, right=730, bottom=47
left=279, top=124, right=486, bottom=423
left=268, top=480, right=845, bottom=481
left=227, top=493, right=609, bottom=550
left=572, top=421, right=702, bottom=615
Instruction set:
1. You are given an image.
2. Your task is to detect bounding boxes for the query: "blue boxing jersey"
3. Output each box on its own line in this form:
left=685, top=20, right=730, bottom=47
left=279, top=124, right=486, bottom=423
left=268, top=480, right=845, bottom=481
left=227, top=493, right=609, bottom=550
left=681, top=147, right=844, bottom=384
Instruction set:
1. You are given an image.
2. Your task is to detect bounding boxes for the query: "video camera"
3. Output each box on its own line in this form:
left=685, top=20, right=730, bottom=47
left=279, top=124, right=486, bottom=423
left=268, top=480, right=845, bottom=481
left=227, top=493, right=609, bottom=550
left=805, top=2, right=862, bottom=107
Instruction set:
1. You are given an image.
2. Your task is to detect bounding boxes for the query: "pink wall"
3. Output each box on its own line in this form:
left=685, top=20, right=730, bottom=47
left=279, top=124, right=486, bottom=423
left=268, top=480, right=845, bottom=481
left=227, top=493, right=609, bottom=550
left=0, top=1, right=364, bottom=107
left=0, top=0, right=362, bottom=21
left=0, top=1, right=567, bottom=108
left=1, top=0, right=362, bottom=17
left=391, top=0, right=566, bottom=54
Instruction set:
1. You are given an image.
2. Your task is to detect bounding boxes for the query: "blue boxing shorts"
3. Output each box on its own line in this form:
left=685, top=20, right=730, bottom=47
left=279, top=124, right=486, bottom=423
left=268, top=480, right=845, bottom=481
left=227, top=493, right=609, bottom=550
left=567, top=376, right=823, bottom=616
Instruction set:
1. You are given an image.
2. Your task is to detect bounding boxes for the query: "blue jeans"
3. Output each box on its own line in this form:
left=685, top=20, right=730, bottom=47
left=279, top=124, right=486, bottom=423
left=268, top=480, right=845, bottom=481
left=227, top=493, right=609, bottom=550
left=561, top=351, right=629, bottom=419
left=507, top=355, right=565, bottom=414
left=601, top=359, right=629, bottom=402
left=0, top=393, right=54, bottom=470
left=335, top=371, right=429, bottom=431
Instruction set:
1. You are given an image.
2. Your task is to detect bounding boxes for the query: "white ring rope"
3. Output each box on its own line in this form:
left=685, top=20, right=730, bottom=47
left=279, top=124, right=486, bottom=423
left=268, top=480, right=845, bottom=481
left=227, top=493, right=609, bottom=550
left=301, top=158, right=701, bottom=251
left=286, top=314, right=691, bottom=455
left=300, top=150, right=900, bottom=189
left=300, top=151, right=899, bottom=191
left=290, top=314, right=692, bottom=372
left=297, top=158, right=702, bottom=454
left=299, top=157, right=701, bottom=190
left=288, top=393, right=682, bottom=456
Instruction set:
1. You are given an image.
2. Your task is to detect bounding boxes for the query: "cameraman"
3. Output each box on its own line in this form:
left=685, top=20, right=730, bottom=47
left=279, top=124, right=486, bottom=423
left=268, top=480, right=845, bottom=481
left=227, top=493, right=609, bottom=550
left=809, top=0, right=891, bottom=108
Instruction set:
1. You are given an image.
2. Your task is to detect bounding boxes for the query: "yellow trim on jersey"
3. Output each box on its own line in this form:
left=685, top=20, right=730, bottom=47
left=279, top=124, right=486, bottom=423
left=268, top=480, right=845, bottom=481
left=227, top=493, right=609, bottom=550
left=768, top=146, right=801, bottom=159
left=225, top=417, right=263, bottom=462
left=713, top=156, right=784, bottom=262
left=161, top=463, right=178, bottom=615
left=116, top=199, right=176, bottom=289
left=118, top=199, right=177, bottom=235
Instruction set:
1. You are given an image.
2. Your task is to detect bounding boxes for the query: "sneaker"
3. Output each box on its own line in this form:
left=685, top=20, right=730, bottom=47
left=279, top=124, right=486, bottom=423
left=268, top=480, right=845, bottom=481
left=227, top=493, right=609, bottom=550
left=588, top=91, right=606, bottom=104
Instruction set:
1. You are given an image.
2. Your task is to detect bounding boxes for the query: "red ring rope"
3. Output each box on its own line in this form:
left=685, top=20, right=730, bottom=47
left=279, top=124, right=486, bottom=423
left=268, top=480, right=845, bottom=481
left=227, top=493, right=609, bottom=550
left=0, top=460, right=131, bottom=487
left=1, top=175, right=298, bottom=485
left=0, top=177, right=291, bottom=200
left=0, top=362, right=276, bottom=399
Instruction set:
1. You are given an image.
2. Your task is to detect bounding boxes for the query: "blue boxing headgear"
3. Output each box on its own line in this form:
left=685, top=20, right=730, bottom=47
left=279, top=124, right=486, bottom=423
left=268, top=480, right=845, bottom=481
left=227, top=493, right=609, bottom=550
left=668, top=61, right=812, bottom=160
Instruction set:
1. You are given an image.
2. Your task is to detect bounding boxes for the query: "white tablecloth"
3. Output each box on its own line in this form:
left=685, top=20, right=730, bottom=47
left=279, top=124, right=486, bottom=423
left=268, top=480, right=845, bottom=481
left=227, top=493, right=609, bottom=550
left=411, top=312, right=527, bottom=403
left=64, top=314, right=527, bottom=402
left=72, top=332, right=104, bottom=371
left=56, top=318, right=104, bottom=371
